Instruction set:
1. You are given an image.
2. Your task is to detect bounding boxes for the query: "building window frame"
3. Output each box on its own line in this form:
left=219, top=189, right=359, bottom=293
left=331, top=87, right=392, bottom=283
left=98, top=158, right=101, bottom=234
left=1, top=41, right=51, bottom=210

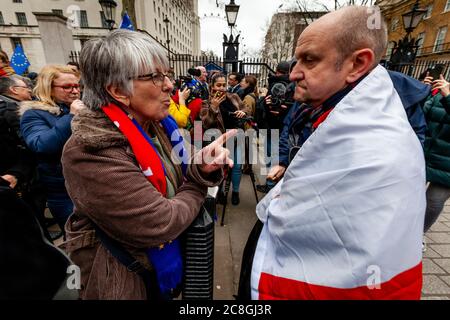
left=78, top=10, right=89, bottom=28
left=390, top=17, right=399, bottom=32
left=52, top=9, right=64, bottom=17
left=445, top=0, right=450, bottom=13
left=15, top=12, right=28, bottom=25
left=424, top=4, right=433, bottom=19
left=100, top=11, right=109, bottom=28
left=433, top=26, right=448, bottom=52
left=0, top=11, right=4, bottom=25
left=10, top=37, right=23, bottom=50
left=416, top=32, right=426, bottom=55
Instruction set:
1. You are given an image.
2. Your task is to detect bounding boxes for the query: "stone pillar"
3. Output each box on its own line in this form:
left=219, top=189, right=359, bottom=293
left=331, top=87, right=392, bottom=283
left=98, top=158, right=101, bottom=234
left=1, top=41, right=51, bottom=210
left=33, top=12, right=75, bottom=65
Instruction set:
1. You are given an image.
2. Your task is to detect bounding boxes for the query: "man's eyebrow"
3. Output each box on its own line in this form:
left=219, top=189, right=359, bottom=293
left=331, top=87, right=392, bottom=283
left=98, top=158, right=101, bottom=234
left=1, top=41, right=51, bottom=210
left=298, top=50, right=319, bottom=59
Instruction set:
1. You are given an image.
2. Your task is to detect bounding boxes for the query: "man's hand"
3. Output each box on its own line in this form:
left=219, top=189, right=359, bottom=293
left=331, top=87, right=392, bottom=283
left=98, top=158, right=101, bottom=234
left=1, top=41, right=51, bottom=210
left=197, top=129, right=237, bottom=174
left=70, top=99, right=86, bottom=115
left=267, top=165, right=286, bottom=182
left=1, top=174, right=18, bottom=189
left=432, top=75, right=450, bottom=98
left=265, top=95, right=272, bottom=106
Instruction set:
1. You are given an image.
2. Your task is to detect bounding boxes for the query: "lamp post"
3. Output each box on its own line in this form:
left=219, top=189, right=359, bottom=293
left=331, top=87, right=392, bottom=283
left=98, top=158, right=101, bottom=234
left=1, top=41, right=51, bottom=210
left=223, top=0, right=240, bottom=73
left=99, top=0, right=118, bottom=31
left=389, top=0, right=427, bottom=74
left=163, top=15, right=171, bottom=64
left=225, top=0, right=240, bottom=35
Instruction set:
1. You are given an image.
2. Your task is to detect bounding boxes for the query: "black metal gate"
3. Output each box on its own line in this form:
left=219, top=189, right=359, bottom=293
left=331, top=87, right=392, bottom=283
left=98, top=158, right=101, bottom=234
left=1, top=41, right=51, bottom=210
left=69, top=49, right=276, bottom=88
left=168, top=54, right=276, bottom=89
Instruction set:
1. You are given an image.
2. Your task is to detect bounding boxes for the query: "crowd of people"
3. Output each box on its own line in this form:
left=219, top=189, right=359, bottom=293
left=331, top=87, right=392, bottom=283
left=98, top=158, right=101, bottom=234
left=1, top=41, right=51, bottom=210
left=1, top=4, right=450, bottom=300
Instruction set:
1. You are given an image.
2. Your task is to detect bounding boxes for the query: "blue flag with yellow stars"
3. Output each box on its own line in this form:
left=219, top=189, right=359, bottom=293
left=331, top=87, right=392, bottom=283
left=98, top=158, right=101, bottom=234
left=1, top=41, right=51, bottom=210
left=10, top=45, right=30, bottom=75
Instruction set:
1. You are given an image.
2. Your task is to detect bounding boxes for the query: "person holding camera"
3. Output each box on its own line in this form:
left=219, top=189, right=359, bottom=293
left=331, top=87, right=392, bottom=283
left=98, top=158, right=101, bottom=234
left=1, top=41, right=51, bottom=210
left=421, top=68, right=450, bottom=233
left=256, top=61, right=295, bottom=193
left=169, top=87, right=192, bottom=130
left=201, top=73, right=251, bottom=205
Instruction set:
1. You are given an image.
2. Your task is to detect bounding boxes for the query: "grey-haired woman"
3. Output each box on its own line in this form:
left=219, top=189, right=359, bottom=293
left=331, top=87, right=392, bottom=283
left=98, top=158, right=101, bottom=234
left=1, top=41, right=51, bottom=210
left=61, top=30, right=235, bottom=300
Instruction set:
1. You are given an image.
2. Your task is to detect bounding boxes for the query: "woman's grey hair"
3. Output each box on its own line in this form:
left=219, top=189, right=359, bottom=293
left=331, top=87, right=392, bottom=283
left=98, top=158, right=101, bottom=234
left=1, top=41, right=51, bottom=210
left=80, top=29, right=169, bottom=110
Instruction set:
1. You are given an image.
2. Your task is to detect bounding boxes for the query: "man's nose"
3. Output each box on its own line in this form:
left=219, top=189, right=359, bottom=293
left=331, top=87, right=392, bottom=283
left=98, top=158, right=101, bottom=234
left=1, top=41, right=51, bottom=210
left=290, top=66, right=304, bottom=82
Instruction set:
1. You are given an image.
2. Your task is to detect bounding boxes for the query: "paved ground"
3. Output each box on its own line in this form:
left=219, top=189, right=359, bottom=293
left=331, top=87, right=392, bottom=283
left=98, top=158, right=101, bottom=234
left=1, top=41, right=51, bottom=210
left=213, top=175, right=450, bottom=300
left=213, top=174, right=260, bottom=299
left=421, top=205, right=450, bottom=300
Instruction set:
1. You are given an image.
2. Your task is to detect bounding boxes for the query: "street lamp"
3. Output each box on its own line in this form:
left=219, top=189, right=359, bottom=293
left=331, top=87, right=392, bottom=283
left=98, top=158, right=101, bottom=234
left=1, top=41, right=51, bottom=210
left=163, top=15, right=171, bottom=62
left=223, top=0, right=241, bottom=73
left=225, top=0, right=240, bottom=31
left=99, top=0, right=117, bottom=30
left=402, top=0, right=427, bottom=36
left=389, top=0, right=427, bottom=74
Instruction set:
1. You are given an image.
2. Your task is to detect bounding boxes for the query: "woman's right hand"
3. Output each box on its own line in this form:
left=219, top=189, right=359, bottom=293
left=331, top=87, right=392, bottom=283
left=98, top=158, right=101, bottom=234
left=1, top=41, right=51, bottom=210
left=210, top=92, right=226, bottom=111
left=70, top=99, right=86, bottom=115
left=197, top=129, right=237, bottom=174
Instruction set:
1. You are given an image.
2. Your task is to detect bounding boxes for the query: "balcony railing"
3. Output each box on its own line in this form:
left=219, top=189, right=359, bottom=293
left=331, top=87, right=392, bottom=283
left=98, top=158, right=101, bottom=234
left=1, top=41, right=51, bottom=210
left=417, top=42, right=450, bottom=56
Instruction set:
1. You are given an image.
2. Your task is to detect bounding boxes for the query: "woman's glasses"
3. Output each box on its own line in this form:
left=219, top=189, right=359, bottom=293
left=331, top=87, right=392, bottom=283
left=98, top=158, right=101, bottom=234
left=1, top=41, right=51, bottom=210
left=132, top=72, right=174, bottom=86
left=53, top=84, right=81, bottom=93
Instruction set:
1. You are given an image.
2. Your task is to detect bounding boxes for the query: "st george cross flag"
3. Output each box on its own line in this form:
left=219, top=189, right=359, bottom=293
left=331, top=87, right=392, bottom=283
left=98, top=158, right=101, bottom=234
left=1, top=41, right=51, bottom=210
left=10, top=45, right=30, bottom=75
left=119, top=11, right=134, bottom=31
left=251, top=65, right=426, bottom=300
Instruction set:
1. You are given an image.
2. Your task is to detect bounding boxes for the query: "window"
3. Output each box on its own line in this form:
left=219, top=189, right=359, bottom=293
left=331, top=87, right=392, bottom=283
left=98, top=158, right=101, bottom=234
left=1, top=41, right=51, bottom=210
left=159, top=23, right=161, bottom=34
left=52, top=9, right=64, bottom=16
left=13, top=0, right=22, bottom=3
left=434, top=27, right=448, bottom=52
left=100, top=11, right=109, bottom=28
left=0, top=12, right=4, bottom=25
left=11, top=37, right=22, bottom=50
left=445, top=0, right=450, bottom=12
left=78, top=10, right=88, bottom=28
left=416, top=32, right=425, bottom=55
left=390, top=17, right=399, bottom=32
left=424, top=5, right=433, bottom=19
left=155, top=19, right=157, bottom=30
left=15, top=12, right=27, bottom=25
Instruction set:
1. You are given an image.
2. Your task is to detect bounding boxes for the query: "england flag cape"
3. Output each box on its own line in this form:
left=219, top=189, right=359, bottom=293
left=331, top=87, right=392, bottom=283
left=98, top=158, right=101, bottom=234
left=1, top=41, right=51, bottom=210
left=251, top=65, right=426, bottom=300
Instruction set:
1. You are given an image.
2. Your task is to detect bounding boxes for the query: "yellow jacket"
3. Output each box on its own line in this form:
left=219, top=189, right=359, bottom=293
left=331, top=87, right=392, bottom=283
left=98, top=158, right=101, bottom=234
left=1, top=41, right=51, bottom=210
left=169, top=98, right=191, bottom=128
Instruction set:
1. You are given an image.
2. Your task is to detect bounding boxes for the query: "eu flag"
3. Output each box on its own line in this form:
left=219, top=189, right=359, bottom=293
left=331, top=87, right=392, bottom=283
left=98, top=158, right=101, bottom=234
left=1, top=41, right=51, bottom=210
left=10, top=45, right=30, bottom=75
left=119, top=12, right=134, bottom=31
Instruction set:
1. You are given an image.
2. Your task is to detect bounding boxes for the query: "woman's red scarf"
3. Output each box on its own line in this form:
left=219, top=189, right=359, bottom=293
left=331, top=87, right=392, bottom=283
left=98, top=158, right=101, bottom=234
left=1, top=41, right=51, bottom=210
left=102, top=102, right=187, bottom=297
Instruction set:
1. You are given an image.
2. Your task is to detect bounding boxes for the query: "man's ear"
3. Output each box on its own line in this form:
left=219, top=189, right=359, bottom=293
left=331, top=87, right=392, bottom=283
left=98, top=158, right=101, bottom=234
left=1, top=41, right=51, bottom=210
left=345, top=49, right=375, bottom=83
left=106, top=84, right=130, bottom=106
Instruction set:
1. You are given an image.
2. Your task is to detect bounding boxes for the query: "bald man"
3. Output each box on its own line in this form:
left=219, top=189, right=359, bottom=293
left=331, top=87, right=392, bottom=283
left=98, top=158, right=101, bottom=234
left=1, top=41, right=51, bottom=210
left=247, top=6, right=426, bottom=300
